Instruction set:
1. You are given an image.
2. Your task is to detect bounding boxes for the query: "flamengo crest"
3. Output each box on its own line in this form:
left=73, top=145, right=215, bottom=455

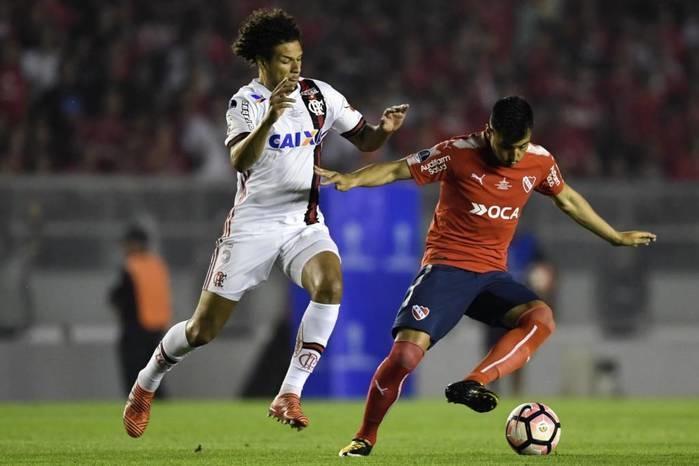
left=307, top=99, right=325, bottom=116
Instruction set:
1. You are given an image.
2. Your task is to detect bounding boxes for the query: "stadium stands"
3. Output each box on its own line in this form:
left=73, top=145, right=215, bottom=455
left=1, top=0, right=698, bottom=178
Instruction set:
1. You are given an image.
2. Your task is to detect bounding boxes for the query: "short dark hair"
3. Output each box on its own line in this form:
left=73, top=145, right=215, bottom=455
left=232, top=8, right=301, bottom=65
left=490, top=96, right=534, bottom=143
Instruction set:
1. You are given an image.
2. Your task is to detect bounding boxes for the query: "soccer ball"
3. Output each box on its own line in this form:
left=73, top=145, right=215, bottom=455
left=505, top=402, right=561, bottom=455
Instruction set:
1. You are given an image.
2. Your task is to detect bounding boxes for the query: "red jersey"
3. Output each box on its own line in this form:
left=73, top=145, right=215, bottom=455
left=406, top=132, right=565, bottom=273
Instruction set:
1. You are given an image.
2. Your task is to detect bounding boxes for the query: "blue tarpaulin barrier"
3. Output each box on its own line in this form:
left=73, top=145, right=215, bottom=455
left=291, top=183, right=421, bottom=398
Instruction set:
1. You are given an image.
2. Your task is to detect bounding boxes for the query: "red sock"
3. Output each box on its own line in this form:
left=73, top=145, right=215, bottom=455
left=355, top=341, right=424, bottom=445
left=467, top=304, right=555, bottom=386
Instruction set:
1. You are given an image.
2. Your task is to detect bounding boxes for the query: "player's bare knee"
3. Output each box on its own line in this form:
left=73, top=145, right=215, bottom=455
left=309, top=277, right=343, bottom=304
left=185, top=319, right=219, bottom=347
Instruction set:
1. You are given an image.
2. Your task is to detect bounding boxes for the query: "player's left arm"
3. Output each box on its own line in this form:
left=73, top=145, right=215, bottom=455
left=552, top=184, right=657, bottom=247
left=346, top=104, right=410, bottom=152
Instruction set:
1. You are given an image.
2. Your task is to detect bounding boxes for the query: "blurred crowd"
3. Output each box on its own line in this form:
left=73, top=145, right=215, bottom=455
left=1, top=0, right=698, bottom=179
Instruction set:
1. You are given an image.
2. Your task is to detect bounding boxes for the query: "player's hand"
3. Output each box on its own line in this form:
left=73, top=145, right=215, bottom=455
left=613, top=231, right=657, bottom=247
left=264, top=77, right=296, bottom=124
left=379, top=104, right=409, bottom=133
left=314, top=165, right=355, bottom=191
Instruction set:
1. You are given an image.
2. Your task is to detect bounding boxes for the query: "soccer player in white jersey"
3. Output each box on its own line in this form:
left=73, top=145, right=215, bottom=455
left=122, top=8, right=409, bottom=437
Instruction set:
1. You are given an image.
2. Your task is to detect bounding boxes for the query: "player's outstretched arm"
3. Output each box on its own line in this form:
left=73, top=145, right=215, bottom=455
left=552, top=184, right=657, bottom=247
left=229, top=78, right=296, bottom=172
left=346, top=104, right=409, bottom=152
left=314, top=159, right=412, bottom=191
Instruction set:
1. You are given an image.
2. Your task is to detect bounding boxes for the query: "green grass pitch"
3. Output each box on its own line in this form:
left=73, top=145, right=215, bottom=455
left=1, top=398, right=698, bottom=464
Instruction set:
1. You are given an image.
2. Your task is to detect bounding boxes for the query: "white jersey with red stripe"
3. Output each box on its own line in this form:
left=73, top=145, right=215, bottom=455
left=223, top=77, right=364, bottom=235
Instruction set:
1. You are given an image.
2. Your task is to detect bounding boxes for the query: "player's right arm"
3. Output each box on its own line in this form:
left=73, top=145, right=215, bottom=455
left=314, top=159, right=412, bottom=191
left=228, top=78, right=296, bottom=172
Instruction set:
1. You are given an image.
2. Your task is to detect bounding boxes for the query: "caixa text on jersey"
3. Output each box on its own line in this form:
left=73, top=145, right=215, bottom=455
left=269, top=130, right=322, bottom=149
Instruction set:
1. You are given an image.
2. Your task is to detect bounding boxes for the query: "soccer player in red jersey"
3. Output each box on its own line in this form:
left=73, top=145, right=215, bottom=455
left=316, top=96, right=656, bottom=457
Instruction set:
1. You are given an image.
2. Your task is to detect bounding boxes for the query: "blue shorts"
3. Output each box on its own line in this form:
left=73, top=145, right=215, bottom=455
left=392, top=264, right=539, bottom=347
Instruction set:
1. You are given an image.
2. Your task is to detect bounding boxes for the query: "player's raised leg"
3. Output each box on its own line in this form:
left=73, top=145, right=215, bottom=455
left=339, top=329, right=429, bottom=457
left=123, top=291, right=237, bottom=438
left=446, top=300, right=555, bottom=412
left=270, top=251, right=341, bottom=430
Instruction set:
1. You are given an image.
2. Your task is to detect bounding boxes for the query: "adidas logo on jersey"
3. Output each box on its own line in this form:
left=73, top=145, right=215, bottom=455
left=469, top=202, right=520, bottom=220
left=269, top=130, right=321, bottom=149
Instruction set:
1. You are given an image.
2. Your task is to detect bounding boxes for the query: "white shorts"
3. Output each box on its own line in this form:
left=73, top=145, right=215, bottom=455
left=202, top=222, right=340, bottom=301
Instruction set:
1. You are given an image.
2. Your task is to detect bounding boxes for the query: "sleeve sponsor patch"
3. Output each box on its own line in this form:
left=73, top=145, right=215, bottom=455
left=225, top=96, right=256, bottom=144
left=405, top=140, right=455, bottom=183
left=419, top=154, right=451, bottom=175
left=238, top=99, right=254, bottom=131
left=546, top=164, right=561, bottom=188
left=406, top=147, right=452, bottom=176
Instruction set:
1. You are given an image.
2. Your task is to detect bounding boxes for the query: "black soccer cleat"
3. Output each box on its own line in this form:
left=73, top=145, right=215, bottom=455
left=338, top=438, right=373, bottom=457
left=445, top=380, right=499, bottom=413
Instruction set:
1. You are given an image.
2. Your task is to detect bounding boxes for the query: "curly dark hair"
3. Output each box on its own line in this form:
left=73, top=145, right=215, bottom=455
left=490, top=96, right=534, bottom=143
left=232, top=8, right=302, bottom=65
